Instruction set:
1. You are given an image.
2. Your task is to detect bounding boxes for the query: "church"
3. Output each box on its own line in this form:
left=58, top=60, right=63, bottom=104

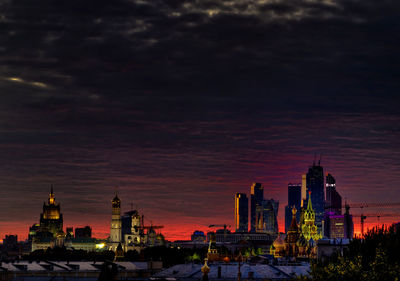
left=270, top=193, right=320, bottom=258
left=107, top=193, right=165, bottom=255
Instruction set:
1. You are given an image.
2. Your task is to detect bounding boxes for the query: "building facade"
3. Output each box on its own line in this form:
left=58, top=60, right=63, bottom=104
left=38, top=186, right=63, bottom=237
left=235, top=193, right=248, bottom=232
left=285, top=183, right=301, bottom=233
left=108, top=194, right=122, bottom=251
left=262, top=199, right=279, bottom=236
left=306, top=163, right=325, bottom=232
left=300, top=192, right=322, bottom=242
left=325, top=173, right=342, bottom=215
left=250, top=183, right=263, bottom=232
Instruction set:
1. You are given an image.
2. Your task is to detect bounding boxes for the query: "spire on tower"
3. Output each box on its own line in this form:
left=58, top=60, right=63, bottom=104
left=307, top=191, right=313, bottom=210
left=49, top=185, right=55, bottom=204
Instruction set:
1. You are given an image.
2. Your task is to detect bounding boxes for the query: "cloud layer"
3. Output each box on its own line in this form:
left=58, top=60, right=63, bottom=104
left=0, top=0, right=399, bottom=240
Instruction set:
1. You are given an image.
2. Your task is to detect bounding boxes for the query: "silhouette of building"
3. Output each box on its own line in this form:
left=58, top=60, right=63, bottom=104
left=285, top=183, right=301, bottom=233
left=306, top=162, right=325, bottom=232
left=75, top=226, right=92, bottom=238
left=235, top=193, right=248, bottom=232
left=262, top=199, right=279, bottom=236
left=191, top=230, right=206, bottom=242
left=250, top=183, right=263, bottom=232
left=325, top=173, right=342, bottom=215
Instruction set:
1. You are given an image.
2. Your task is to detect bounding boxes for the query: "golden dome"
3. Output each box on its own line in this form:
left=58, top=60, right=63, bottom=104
left=273, top=234, right=285, bottom=248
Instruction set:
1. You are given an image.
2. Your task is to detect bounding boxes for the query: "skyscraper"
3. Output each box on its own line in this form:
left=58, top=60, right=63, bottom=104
left=39, top=186, right=63, bottom=236
left=306, top=162, right=325, bottom=232
left=285, top=183, right=301, bottom=233
left=235, top=193, right=248, bottom=232
left=250, top=183, right=263, bottom=232
left=263, top=199, right=279, bottom=236
left=301, top=174, right=307, bottom=206
left=325, top=173, right=342, bottom=215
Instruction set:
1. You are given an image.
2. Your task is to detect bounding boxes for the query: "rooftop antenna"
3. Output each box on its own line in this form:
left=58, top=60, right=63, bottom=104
left=313, top=153, right=316, bottom=166
left=318, top=154, right=322, bottom=166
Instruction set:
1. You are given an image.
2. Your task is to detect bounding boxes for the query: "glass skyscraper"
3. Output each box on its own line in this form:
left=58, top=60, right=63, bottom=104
left=250, top=183, right=263, bottom=232
left=306, top=163, right=325, bottom=232
left=263, top=199, right=279, bottom=236
left=285, top=183, right=301, bottom=233
left=325, top=173, right=342, bottom=215
left=235, top=193, right=248, bottom=232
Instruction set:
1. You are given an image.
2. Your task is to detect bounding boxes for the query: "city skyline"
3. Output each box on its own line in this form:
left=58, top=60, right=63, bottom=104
left=1, top=159, right=400, bottom=242
left=1, top=0, right=400, bottom=242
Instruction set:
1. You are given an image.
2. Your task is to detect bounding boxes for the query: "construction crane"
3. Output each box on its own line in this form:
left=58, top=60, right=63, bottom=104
left=357, top=213, right=400, bottom=237
left=209, top=224, right=231, bottom=243
left=138, top=215, right=164, bottom=232
left=325, top=202, right=400, bottom=238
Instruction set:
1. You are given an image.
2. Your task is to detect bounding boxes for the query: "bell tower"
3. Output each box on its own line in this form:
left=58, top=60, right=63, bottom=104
left=109, top=193, right=122, bottom=250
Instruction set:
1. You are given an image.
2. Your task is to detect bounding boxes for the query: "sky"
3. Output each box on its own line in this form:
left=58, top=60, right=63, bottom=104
left=0, top=0, right=400, bottom=241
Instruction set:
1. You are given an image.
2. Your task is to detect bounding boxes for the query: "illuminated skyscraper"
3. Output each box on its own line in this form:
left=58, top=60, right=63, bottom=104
left=306, top=162, right=325, bottom=232
left=250, top=183, right=263, bottom=232
left=39, top=186, right=63, bottom=236
left=235, top=193, right=248, bottom=232
left=325, top=173, right=342, bottom=215
left=285, top=183, right=301, bottom=233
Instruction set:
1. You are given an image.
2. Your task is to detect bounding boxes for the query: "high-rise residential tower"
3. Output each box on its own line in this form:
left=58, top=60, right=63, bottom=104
left=306, top=162, right=325, bottom=232
left=250, top=183, right=264, bottom=232
left=235, top=193, right=248, bottom=232
left=285, top=183, right=301, bottom=233
left=325, top=173, right=342, bottom=215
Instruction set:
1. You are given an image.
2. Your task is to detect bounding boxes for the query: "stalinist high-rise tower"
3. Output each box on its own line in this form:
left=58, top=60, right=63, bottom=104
left=108, top=193, right=122, bottom=251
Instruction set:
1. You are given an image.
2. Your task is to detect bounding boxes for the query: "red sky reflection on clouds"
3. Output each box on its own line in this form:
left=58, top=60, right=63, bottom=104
left=1, top=114, right=400, bottom=241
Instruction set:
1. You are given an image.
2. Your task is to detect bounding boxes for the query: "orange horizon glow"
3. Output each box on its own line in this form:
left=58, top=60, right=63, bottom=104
left=2, top=218, right=399, bottom=243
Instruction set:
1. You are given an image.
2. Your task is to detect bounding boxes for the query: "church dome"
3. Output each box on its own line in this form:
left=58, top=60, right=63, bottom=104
left=273, top=234, right=285, bottom=249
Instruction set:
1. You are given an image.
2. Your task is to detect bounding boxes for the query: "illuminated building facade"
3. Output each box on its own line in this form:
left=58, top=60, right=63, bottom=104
left=285, top=183, right=301, bottom=233
left=250, top=183, right=263, bottom=232
left=306, top=163, right=325, bottom=232
left=300, top=192, right=322, bottom=242
left=39, top=186, right=63, bottom=236
left=325, top=205, right=354, bottom=239
left=108, top=193, right=122, bottom=251
left=234, top=193, right=248, bottom=232
left=270, top=207, right=316, bottom=258
left=124, top=210, right=144, bottom=250
left=30, top=188, right=98, bottom=252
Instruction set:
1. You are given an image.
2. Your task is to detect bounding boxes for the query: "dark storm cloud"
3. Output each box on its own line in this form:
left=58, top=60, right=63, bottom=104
left=0, top=0, right=400, bottom=239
